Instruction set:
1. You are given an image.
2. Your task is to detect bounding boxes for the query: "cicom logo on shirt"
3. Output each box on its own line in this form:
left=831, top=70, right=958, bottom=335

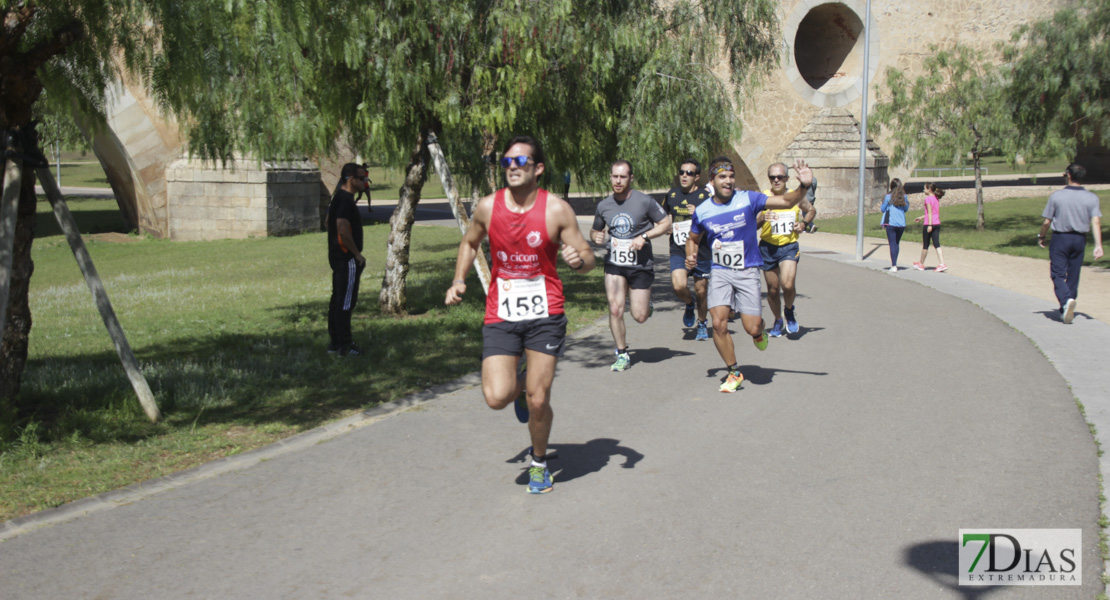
left=497, top=251, right=509, bottom=262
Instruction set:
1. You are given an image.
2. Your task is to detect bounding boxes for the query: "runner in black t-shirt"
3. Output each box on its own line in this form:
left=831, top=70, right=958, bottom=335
left=326, top=163, right=369, bottom=356
left=662, top=159, right=712, bottom=340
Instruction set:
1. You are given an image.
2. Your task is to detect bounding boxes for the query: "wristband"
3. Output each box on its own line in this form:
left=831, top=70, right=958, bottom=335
left=453, top=279, right=466, bottom=285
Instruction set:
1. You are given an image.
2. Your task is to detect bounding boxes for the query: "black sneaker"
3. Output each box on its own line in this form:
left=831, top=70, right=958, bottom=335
left=340, top=343, right=364, bottom=357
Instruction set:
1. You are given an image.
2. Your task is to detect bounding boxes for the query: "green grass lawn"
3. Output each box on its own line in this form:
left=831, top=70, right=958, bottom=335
left=815, top=192, right=1109, bottom=265
left=911, top=155, right=1072, bottom=178
left=0, top=198, right=607, bottom=521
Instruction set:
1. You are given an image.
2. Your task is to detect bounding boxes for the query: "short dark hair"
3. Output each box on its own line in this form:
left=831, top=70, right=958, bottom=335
left=611, top=159, right=633, bottom=176
left=680, top=158, right=701, bottom=174
left=502, top=135, right=546, bottom=168
left=338, top=162, right=366, bottom=188
left=1066, top=163, right=1086, bottom=183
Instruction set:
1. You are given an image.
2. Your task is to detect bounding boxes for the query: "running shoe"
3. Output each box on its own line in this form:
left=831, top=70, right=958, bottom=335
left=768, top=319, right=784, bottom=338
left=695, top=320, right=710, bottom=341
left=1063, top=298, right=1077, bottom=324
left=514, top=364, right=529, bottom=424
left=936, top=264, right=948, bottom=272
left=339, top=343, right=364, bottom=357
left=912, top=262, right=925, bottom=271
left=528, top=465, right=553, bottom=494
left=752, top=332, right=768, bottom=351
left=888, top=266, right=898, bottom=272
left=326, top=343, right=340, bottom=355
left=719, top=370, right=744, bottom=393
left=683, top=302, right=696, bottom=327
left=784, top=306, right=799, bottom=334
left=611, top=351, right=631, bottom=372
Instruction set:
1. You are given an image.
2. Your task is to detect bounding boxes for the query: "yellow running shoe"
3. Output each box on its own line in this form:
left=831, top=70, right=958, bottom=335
left=752, top=331, right=768, bottom=351
left=719, top=371, right=744, bottom=393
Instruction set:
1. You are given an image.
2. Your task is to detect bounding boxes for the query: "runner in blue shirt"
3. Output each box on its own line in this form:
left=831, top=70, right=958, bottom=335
left=685, top=156, right=813, bottom=392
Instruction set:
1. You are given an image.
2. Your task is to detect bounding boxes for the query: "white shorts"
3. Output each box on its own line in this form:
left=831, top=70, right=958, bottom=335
left=707, top=267, right=762, bottom=316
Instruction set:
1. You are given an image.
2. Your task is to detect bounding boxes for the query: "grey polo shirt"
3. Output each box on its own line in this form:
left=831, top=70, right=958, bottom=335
left=1042, top=186, right=1101, bottom=233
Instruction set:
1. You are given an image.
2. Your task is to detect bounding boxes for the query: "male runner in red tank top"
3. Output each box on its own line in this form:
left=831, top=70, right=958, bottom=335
left=445, top=135, right=595, bottom=494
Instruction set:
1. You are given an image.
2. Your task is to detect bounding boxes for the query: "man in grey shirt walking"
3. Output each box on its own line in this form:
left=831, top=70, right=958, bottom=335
left=1038, top=163, right=1104, bottom=324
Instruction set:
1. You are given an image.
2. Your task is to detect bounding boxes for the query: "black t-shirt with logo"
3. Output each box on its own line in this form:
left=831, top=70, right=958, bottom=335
left=662, top=185, right=711, bottom=263
left=326, top=189, right=363, bottom=263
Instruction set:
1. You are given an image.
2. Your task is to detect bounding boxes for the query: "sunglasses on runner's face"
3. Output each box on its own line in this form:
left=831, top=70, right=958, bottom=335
left=500, top=156, right=532, bottom=168
left=769, top=174, right=788, bottom=181
left=678, top=169, right=698, bottom=177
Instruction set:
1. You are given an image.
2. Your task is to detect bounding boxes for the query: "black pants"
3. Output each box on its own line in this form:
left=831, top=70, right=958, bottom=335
left=329, top=256, right=364, bottom=347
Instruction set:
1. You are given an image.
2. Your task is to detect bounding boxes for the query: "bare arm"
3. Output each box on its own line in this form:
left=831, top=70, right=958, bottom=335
left=554, top=201, right=596, bottom=274
left=445, top=196, right=493, bottom=305
left=336, top=219, right=366, bottom=266
left=796, top=198, right=816, bottom=232
left=1093, top=216, right=1104, bottom=259
left=685, top=231, right=703, bottom=270
left=632, top=215, right=672, bottom=251
left=1038, top=217, right=1052, bottom=248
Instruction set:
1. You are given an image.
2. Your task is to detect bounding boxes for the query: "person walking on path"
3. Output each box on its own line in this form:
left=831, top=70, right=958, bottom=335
left=590, top=160, right=672, bottom=371
left=326, top=163, right=369, bottom=357
left=445, top=135, right=596, bottom=494
left=757, top=162, right=816, bottom=337
left=662, top=158, right=712, bottom=341
left=1038, top=162, right=1104, bottom=324
left=913, top=182, right=948, bottom=272
left=685, top=156, right=813, bottom=393
left=880, top=178, right=910, bottom=271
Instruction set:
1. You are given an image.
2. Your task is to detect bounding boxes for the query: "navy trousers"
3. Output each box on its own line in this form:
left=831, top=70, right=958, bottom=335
left=1049, top=232, right=1086, bottom=308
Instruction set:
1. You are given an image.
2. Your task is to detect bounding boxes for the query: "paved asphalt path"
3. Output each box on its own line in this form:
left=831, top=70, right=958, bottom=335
left=1, top=203, right=1103, bottom=598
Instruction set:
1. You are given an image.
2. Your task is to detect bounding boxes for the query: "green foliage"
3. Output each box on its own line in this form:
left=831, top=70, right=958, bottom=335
left=1004, top=0, right=1110, bottom=151
left=167, top=0, right=780, bottom=192
left=870, top=44, right=1019, bottom=169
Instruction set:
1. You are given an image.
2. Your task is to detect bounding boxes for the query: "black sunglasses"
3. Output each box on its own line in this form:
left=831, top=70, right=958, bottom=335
left=678, top=169, right=698, bottom=177
left=500, top=156, right=532, bottom=168
left=768, top=174, right=788, bottom=181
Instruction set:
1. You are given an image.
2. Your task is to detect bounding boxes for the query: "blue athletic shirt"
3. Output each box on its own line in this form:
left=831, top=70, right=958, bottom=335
left=690, top=190, right=769, bottom=270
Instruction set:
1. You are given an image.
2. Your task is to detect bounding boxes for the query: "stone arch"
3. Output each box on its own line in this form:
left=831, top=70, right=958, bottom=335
left=782, top=1, right=880, bottom=108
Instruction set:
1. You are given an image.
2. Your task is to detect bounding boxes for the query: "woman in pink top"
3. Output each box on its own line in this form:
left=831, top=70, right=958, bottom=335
left=913, top=182, right=948, bottom=272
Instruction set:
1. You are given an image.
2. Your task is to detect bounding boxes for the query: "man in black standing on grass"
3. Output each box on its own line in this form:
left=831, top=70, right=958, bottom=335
left=327, top=163, right=369, bottom=356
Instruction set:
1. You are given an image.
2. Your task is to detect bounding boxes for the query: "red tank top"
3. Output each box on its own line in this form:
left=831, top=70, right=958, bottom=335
left=485, top=188, right=565, bottom=324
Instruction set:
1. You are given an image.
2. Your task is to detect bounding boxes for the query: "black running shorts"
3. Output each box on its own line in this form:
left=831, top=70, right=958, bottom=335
left=482, top=313, right=568, bottom=359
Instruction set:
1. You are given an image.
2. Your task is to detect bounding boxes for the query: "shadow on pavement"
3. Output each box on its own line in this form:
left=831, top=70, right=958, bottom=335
left=904, top=540, right=1004, bottom=600
left=506, top=438, right=644, bottom=485
left=704, top=364, right=829, bottom=386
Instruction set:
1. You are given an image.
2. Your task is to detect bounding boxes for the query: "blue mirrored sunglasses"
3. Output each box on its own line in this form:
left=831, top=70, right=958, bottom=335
left=499, top=155, right=532, bottom=168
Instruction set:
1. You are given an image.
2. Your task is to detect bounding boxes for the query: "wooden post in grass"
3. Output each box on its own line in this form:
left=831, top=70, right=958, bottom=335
left=426, top=133, right=491, bottom=293
left=35, top=165, right=161, bottom=423
left=0, top=158, right=21, bottom=345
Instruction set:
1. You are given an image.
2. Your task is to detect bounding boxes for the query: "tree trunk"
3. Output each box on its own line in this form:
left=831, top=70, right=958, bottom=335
left=0, top=162, right=37, bottom=402
left=427, top=134, right=491, bottom=293
left=36, top=166, right=160, bottom=422
left=482, top=130, right=499, bottom=195
left=379, top=128, right=432, bottom=315
left=973, top=146, right=985, bottom=231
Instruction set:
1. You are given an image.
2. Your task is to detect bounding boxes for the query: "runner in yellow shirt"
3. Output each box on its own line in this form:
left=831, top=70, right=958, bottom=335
left=758, top=163, right=816, bottom=336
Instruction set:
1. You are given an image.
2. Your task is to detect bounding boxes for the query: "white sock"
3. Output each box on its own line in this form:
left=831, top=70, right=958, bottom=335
left=531, top=460, right=546, bottom=468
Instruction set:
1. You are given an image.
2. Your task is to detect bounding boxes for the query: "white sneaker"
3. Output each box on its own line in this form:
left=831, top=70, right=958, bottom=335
left=1063, top=298, right=1077, bottom=324
left=888, top=266, right=898, bottom=272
